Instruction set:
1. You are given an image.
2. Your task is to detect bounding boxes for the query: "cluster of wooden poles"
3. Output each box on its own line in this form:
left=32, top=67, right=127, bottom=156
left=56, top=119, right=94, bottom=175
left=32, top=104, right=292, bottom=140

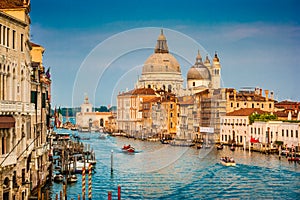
left=54, top=163, right=93, bottom=200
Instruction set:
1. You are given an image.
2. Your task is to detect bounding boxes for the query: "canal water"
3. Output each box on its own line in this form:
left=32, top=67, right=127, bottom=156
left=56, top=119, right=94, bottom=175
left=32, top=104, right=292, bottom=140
left=51, top=130, right=300, bottom=200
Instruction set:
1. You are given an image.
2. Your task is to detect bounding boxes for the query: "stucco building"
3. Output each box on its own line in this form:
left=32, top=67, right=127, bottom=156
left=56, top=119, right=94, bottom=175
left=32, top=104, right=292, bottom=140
left=76, top=96, right=112, bottom=132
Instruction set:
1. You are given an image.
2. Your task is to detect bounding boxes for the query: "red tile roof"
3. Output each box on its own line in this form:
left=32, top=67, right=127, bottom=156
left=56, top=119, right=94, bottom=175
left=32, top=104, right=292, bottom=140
left=119, top=88, right=156, bottom=96
left=226, top=108, right=267, bottom=116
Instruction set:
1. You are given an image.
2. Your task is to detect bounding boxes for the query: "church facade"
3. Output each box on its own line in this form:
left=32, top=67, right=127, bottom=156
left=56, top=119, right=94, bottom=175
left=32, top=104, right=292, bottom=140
left=117, top=30, right=223, bottom=140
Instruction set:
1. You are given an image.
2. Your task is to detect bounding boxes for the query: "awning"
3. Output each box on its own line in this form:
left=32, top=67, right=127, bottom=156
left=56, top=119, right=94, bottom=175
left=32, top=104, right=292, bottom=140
left=0, top=116, right=15, bottom=128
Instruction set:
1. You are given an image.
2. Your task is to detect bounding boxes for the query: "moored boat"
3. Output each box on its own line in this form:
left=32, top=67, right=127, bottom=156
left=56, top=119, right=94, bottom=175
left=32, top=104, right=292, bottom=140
left=220, top=157, right=236, bottom=167
left=288, top=157, right=300, bottom=161
left=230, top=144, right=235, bottom=151
left=53, top=173, right=64, bottom=183
left=67, top=174, right=78, bottom=183
left=169, top=139, right=195, bottom=147
left=217, top=144, right=223, bottom=150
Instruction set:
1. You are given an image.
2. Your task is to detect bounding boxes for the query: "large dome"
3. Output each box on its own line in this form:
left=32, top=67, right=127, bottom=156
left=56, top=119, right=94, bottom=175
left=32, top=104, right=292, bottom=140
left=142, top=29, right=181, bottom=74
left=143, top=53, right=181, bottom=73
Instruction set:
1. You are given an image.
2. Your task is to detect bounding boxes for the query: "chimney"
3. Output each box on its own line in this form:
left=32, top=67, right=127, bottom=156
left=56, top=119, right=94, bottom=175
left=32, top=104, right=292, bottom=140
left=226, top=91, right=230, bottom=100
left=260, top=88, right=262, bottom=96
left=233, top=89, right=236, bottom=101
left=265, top=90, right=269, bottom=101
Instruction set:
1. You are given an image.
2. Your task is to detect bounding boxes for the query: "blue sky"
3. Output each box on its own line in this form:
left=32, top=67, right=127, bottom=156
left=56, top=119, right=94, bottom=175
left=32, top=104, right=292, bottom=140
left=30, top=0, right=300, bottom=107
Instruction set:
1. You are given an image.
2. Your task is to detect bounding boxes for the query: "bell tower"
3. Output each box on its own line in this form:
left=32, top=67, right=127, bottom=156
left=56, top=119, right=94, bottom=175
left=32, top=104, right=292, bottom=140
left=212, top=52, right=221, bottom=89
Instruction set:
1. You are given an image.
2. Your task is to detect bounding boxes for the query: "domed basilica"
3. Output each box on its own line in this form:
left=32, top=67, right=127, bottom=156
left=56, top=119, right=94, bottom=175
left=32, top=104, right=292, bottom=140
left=137, top=30, right=221, bottom=94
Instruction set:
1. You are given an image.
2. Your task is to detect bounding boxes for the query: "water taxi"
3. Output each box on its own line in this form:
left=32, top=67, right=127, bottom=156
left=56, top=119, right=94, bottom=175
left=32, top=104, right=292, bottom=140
left=220, top=157, right=236, bottom=167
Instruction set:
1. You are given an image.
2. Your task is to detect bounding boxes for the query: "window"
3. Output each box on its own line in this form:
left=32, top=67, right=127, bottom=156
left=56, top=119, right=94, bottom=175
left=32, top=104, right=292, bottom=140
left=1, top=137, right=5, bottom=154
left=22, top=169, right=25, bottom=184
left=262, top=104, right=264, bottom=108
left=286, top=129, right=288, bottom=137
left=3, top=26, right=6, bottom=45
left=21, top=33, right=24, bottom=52
left=296, top=130, right=298, bottom=138
left=251, top=127, right=253, bottom=134
left=237, top=103, right=239, bottom=107
left=6, top=28, right=9, bottom=47
left=193, top=82, right=195, bottom=86
left=231, top=102, right=233, bottom=107
left=225, top=135, right=227, bottom=141
left=12, top=30, right=16, bottom=49
left=170, top=103, right=173, bottom=109
left=282, top=129, right=284, bottom=137
left=291, top=130, right=293, bottom=138
left=240, top=136, right=243, bottom=143
left=0, top=24, right=2, bottom=45
left=170, top=122, right=173, bottom=128
left=269, top=103, right=272, bottom=109
left=252, top=103, right=254, bottom=108
left=170, top=112, right=173, bottom=118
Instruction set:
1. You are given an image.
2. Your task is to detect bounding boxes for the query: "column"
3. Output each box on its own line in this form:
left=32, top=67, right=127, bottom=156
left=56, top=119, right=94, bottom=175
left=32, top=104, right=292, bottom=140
left=0, top=72, right=3, bottom=100
left=3, top=73, right=7, bottom=100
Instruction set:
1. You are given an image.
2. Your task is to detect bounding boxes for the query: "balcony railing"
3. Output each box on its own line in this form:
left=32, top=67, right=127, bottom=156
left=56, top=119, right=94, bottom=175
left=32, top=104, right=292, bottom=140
left=0, top=100, right=35, bottom=115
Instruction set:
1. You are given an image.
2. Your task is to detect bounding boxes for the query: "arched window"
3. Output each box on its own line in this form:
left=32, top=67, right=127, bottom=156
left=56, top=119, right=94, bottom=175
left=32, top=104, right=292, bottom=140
left=168, top=85, right=171, bottom=92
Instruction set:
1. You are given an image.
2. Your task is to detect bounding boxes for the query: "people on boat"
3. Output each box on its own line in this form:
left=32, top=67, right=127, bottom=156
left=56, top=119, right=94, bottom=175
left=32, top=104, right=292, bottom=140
left=221, top=157, right=235, bottom=163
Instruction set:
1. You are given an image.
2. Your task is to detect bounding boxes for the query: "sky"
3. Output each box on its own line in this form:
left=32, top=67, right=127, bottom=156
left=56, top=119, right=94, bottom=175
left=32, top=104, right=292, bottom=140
left=30, top=0, right=300, bottom=107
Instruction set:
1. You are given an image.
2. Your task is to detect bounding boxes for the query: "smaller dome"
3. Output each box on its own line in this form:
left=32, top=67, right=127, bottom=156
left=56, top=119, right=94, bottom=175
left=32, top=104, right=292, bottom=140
left=187, top=66, right=210, bottom=80
left=187, top=51, right=211, bottom=80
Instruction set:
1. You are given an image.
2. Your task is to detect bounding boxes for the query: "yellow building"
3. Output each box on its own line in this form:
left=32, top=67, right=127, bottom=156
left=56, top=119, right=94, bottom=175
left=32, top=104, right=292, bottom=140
left=225, top=87, right=275, bottom=113
left=117, top=88, right=158, bottom=137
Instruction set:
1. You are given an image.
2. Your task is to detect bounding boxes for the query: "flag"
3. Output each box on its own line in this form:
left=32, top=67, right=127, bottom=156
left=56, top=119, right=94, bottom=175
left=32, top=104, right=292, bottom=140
left=57, top=107, right=63, bottom=128
left=45, top=67, right=51, bottom=79
left=250, top=136, right=259, bottom=143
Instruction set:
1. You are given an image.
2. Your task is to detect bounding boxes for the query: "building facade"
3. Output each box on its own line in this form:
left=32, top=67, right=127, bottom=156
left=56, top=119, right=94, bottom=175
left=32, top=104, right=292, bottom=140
left=0, top=1, right=51, bottom=199
left=76, top=96, right=112, bottom=132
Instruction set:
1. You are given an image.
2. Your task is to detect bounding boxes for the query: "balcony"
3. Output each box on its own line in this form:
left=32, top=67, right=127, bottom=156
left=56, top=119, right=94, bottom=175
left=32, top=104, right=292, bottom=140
left=34, top=143, right=49, bottom=157
left=0, top=153, right=17, bottom=168
left=0, top=100, right=35, bottom=115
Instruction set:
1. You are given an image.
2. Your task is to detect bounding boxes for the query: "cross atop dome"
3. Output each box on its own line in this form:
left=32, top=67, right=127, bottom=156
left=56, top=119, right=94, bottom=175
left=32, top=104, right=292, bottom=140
left=155, top=29, right=169, bottom=53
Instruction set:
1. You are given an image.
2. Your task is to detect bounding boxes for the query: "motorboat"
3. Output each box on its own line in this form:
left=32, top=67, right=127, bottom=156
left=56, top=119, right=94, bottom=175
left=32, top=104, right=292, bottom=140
left=122, top=144, right=131, bottom=150
left=220, top=157, right=236, bottom=167
left=99, top=133, right=108, bottom=139
left=127, top=147, right=135, bottom=153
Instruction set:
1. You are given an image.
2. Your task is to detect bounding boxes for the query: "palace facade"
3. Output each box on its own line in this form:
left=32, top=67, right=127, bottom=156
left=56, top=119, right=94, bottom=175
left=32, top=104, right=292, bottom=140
left=0, top=1, right=52, bottom=199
